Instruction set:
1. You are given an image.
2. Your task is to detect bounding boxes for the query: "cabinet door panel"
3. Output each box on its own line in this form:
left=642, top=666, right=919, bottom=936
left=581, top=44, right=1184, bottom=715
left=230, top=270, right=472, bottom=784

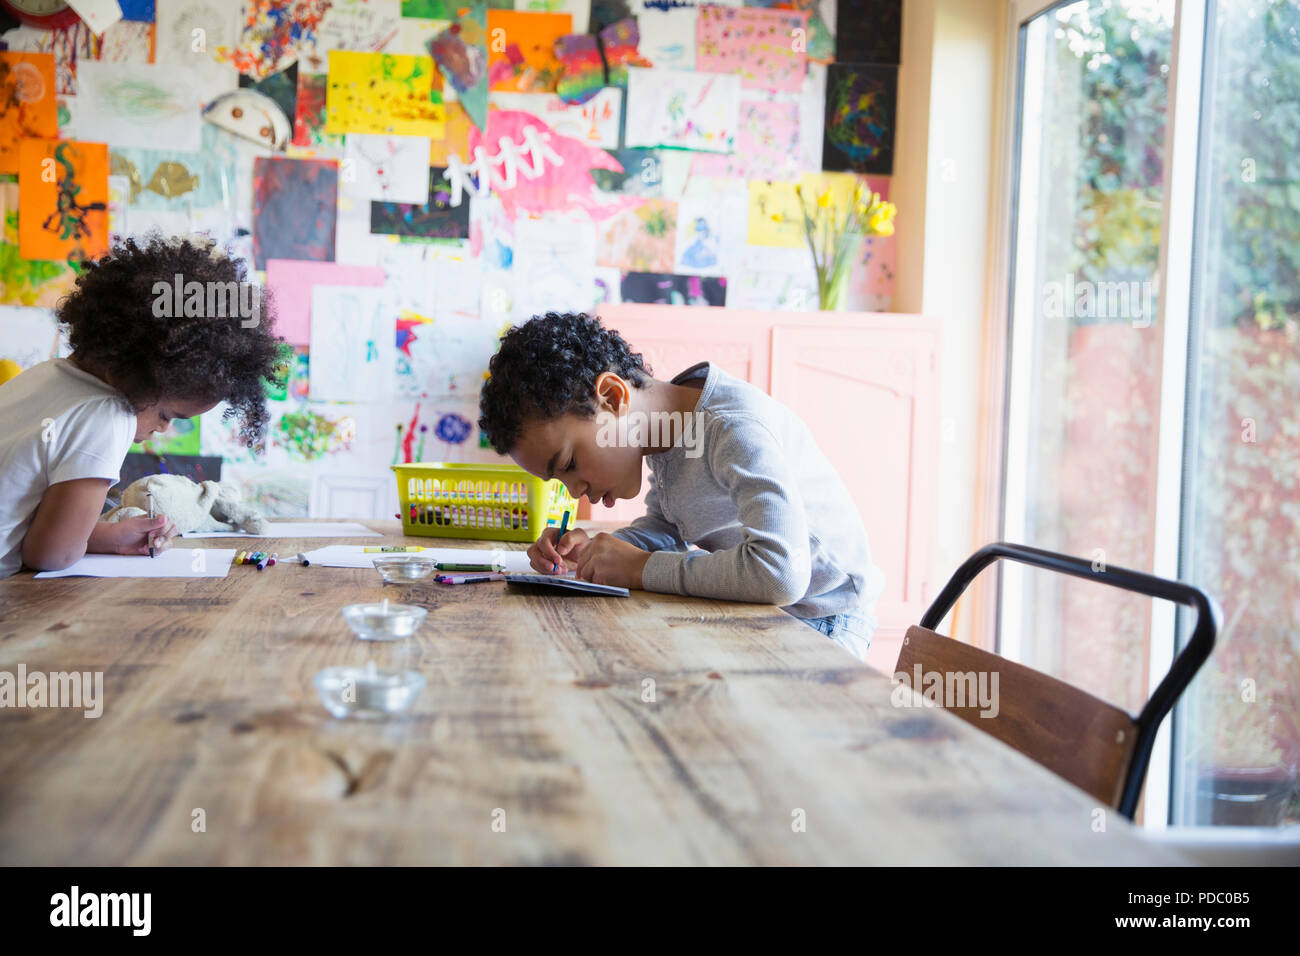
left=770, top=324, right=941, bottom=640
left=592, top=305, right=769, bottom=523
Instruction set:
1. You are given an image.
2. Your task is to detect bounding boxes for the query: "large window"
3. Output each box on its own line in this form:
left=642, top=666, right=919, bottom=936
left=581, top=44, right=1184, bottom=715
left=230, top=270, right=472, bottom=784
left=1004, top=0, right=1298, bottom=827
left=1176, top=0, right=1300, bottom=827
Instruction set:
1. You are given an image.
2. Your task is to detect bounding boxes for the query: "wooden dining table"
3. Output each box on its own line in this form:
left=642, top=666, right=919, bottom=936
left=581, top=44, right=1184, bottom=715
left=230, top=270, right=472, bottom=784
left=0, top=520, right=1185, bottom=865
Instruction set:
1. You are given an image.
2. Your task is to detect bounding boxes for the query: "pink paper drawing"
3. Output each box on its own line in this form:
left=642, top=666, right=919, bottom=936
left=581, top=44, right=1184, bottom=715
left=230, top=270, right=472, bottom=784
left=690, top=100, right=800, bottom=181
left=597, top=199, right=677, bottom=273
left=696, top=6, right=809, bottom=93
left=461, top=109, right=637, bottom=221
left=265, top=260, right=387, bottom=347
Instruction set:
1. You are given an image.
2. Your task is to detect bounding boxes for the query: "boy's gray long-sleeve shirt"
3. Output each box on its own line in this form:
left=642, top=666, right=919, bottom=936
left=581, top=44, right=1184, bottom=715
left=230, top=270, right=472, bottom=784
left=613, top=362, right=884, bottom=620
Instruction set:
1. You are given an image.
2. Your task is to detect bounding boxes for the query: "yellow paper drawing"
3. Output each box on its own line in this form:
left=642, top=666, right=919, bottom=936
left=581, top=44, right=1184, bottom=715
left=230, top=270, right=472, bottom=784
left=746, top=180, right=803, bottom=248
left=325, top=50, right=447, bottom=138
left=747, top=173, right=866, bottom=248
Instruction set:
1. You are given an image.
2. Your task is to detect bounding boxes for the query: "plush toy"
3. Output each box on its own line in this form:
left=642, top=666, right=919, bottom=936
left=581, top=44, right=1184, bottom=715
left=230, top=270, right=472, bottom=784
left=103, top=474, right=270, bottom=536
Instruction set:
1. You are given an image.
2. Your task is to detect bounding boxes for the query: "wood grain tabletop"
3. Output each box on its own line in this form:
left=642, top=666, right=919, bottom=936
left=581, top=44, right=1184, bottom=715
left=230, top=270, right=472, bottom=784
left=0, top=521, right=1185, bottom=865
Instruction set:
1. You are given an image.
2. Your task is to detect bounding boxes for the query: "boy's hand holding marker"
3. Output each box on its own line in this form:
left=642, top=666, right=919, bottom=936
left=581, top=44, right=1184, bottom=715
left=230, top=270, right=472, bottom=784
left=574, top=532, right=651, bottom=589
left=529, top=524, right=590, bottom=574
left=527, top=518, right=649, bottom=589
left=553, top=510, right=569, bottom=571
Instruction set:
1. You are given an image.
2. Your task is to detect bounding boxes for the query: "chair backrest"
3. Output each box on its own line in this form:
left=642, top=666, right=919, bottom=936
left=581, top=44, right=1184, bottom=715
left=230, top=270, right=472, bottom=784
left=904, top=543, right=1220, bottom=819
left=895, top=625, right=1139, bottom=808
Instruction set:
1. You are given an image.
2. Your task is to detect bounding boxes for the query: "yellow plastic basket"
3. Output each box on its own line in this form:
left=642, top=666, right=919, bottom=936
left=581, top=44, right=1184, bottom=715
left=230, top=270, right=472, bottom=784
left=391, top=462, right=575, bottom=543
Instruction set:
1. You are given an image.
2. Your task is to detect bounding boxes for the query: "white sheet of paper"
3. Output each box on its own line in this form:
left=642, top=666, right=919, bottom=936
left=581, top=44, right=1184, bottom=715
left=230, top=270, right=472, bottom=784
left=516, top=0, right=589, bottom=34
left=343, top=134, right=432, bottom=203
left=180, top=522, right=382, bottom=538
left=509, top=216, right=600, bottom=320
left=0, top=305, right=62, bottom=370
left=797, top=62, right=827, bottom=171
left=309, top=286, right=396, bottom=403
left=302, top=545, right=535, bottom=572
left=34, top=549, right=237, bottom=579
left=395, top=316, right=497, bottom=399
left=624, top=67, right=740, bottom=153
left=489, top=89, right=622, bottom=149
left=632, top=2, right=697, bottom=71
left=74, top=60, right=234, bottom=152
left=155, top=0, right=244, bottom=67
left=67, top=0, right=124, bottom=35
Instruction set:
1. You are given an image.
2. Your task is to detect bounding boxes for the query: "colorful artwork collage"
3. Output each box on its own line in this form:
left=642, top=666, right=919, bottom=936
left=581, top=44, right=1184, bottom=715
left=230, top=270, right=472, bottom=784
left=0, top=0, right=900, bottom=519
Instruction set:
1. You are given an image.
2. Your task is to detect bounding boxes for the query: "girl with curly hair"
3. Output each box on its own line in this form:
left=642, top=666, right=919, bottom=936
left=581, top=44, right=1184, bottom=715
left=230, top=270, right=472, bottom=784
left=0, top=234, right=283, bottom=576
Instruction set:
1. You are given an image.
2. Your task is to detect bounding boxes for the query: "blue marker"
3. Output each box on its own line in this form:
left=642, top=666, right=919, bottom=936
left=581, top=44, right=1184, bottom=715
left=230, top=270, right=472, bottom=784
left=553, top=510, right=570, bottom=573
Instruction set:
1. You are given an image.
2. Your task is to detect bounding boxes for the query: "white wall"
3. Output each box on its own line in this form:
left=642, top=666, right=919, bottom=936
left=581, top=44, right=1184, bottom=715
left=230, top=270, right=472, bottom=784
left=895, top=0, right=1009, bottom=637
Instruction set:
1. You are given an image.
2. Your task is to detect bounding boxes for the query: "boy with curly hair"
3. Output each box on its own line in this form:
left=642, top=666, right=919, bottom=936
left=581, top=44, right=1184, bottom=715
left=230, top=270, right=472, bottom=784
left=478, top=312, right=884, bottom=660
left=0, top=234, right=283, bottom=576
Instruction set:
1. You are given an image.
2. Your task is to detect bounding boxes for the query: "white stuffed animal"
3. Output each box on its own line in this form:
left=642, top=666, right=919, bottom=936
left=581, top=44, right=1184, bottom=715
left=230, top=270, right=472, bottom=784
left=104, top=474, right=270, bottom=536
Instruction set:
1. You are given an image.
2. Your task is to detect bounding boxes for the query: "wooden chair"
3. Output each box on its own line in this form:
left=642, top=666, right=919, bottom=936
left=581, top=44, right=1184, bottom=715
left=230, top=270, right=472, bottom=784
left=895, top=543, right=1220, bottom=819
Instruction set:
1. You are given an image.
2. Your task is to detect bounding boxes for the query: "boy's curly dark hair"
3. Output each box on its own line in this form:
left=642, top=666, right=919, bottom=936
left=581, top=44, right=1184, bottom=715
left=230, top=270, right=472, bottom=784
left=478, top=312, right=651, bottom=454
left=57, top=233, right=284, bottom=447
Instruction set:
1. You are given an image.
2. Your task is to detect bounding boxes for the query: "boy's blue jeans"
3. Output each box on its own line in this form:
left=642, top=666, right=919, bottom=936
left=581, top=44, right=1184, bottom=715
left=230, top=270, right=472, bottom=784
left=798, top=608, right=873, bottom=662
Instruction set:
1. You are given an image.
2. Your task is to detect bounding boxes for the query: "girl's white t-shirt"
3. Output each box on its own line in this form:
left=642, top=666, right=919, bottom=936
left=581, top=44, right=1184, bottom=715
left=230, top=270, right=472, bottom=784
left=0, top=359, right=136, bottom=577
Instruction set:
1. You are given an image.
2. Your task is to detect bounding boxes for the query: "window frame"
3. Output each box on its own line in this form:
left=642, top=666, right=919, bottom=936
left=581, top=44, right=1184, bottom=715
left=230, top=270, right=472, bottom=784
left=996, top=0, right=1211, bottom=827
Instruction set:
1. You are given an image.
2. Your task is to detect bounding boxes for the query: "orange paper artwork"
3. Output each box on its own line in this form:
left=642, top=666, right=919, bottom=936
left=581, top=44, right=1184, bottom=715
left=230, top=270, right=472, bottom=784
left=18, top=139, right=110, bottom=263
left=0, top=53, right=59, bottom=175
left=487, top=11, right=571, bottom=93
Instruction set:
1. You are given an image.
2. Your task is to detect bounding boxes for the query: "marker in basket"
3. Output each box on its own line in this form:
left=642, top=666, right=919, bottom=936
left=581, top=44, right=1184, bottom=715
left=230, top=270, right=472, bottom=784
left=364, top=546, right=428, bottom=553
left=553, top=509, right=570, bottom=573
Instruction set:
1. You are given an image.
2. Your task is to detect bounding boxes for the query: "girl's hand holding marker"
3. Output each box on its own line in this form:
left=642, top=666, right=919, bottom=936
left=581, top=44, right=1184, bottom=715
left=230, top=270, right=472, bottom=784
left=87, top=512, right=176, bottom=558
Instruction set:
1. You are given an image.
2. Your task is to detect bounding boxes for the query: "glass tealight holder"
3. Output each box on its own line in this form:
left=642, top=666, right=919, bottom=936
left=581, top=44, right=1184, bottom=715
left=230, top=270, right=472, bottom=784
left=313, top=663, right=426, bottom=719
left=372, top=555, right=438, bottom=584
left=342, top=601, right=427, bottom=641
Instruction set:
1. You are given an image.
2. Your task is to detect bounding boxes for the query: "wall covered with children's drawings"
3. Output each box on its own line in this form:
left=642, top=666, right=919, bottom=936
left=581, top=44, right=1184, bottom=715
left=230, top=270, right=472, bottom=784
left=0, top=0, right=902, bottom=519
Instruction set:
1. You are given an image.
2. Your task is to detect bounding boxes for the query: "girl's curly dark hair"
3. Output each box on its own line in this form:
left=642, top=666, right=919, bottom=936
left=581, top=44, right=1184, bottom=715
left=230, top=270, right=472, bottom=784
left=478, top=312, right=651, bottom=454
left=57, top=233, right=284, bottom=447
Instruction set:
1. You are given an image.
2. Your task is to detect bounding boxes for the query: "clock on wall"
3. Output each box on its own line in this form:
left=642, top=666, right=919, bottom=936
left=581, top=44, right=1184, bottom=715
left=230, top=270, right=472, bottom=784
left=0, top=0, right=82, bottom=30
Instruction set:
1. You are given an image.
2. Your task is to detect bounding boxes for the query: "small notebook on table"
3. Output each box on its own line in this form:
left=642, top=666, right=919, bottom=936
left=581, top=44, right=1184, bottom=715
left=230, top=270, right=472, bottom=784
left=505, top=573, right=630, bottom=597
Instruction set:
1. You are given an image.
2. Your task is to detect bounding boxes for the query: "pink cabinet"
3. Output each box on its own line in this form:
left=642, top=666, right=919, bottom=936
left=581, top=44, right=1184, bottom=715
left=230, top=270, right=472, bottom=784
left=594, top=305, right=941, bottom=647
left=768, top=321, right=941, bottom=641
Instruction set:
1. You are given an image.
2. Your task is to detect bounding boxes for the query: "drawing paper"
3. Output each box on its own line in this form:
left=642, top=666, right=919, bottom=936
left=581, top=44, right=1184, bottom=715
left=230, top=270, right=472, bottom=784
left=308, top=285, right=397, bottom=402
left=181, top=522, right=382, bottom=538
left=302, top=544, right=535, bottom=572
left=623, top=66, right=738, bottom=153
left=34, top=549, right=237, bottom=578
